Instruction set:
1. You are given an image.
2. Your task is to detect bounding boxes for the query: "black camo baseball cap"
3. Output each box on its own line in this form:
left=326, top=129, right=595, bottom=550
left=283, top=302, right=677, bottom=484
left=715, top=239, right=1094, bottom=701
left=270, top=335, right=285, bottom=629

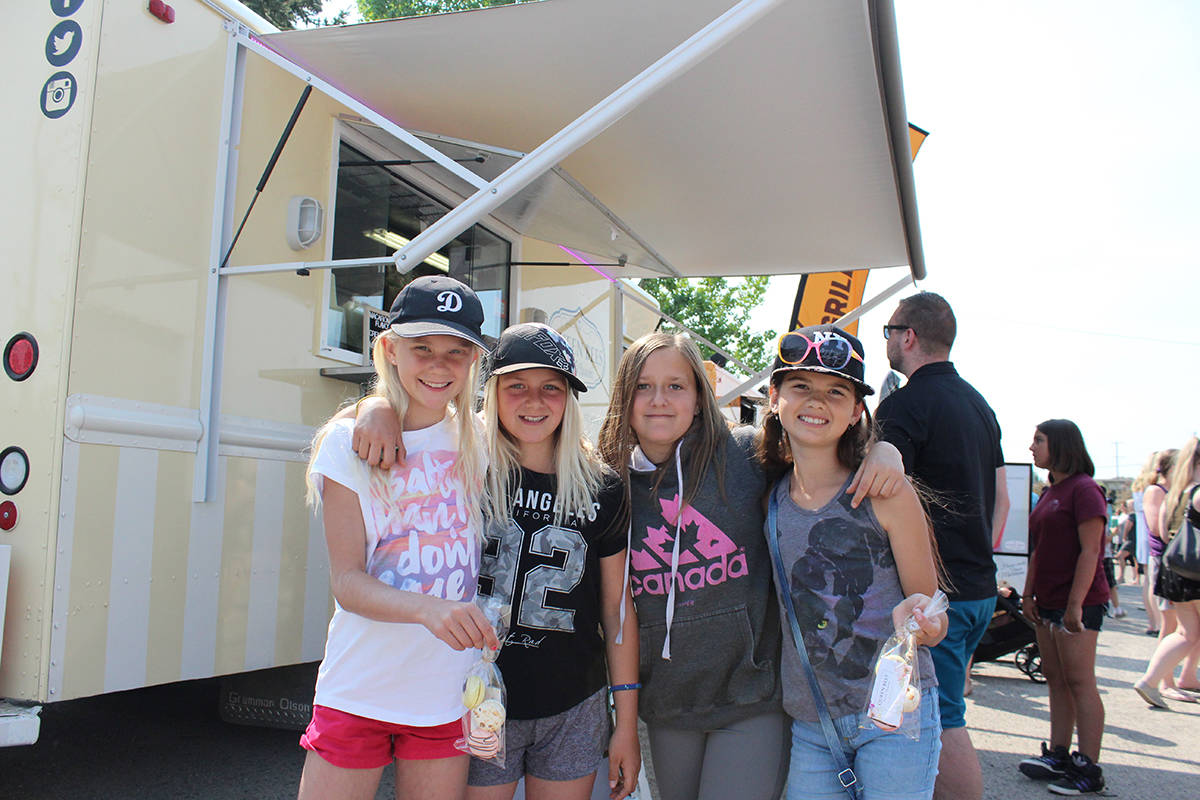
left=770, top=324, right=874, bottom=396
left=388, top=275, right=487, bottom=350
left=487, top=323, right=587, bottom=393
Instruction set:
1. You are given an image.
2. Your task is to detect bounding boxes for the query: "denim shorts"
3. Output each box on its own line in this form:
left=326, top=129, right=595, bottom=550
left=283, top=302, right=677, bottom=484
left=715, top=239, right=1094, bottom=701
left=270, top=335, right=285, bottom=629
left=786, top=687, right=942, bottom=800
left=929, top=596, right=996, bottom=729
left=1038, top=605, right=1106, bottom=633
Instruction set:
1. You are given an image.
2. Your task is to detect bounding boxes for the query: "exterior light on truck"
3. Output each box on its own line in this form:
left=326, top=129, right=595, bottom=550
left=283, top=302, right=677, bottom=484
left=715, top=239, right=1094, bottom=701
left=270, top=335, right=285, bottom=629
left=0, top=501, right=15, bottom=531
left=0, top=447, right=29, bottom=495
left=4, top=333, right=38, bottom=381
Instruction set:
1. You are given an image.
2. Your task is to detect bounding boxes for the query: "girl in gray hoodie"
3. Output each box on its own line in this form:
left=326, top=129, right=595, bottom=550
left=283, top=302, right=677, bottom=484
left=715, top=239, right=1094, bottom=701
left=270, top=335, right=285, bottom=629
left=598, top=332, right=905, bottom=800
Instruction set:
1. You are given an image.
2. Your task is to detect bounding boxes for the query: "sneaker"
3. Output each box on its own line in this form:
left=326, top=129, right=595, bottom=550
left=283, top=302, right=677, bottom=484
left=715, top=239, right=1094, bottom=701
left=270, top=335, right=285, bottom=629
left=1134, top=680, right=1170, bottom=709
left=1019, top=742, right=1070, bottom=780
left=1113, top=606, right=1128, bottom=618
left=1048, top=752, right=1105, bottom=795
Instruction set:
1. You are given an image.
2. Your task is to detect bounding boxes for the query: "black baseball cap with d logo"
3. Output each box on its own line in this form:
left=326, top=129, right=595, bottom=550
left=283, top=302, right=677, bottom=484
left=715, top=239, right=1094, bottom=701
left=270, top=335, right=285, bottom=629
left=389, top=275, right=487, bottom=350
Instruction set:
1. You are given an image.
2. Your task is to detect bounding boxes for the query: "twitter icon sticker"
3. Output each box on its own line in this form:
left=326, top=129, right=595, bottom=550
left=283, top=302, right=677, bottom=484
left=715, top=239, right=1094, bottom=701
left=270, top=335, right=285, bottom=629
left=47, top=20, right=82, bottom=68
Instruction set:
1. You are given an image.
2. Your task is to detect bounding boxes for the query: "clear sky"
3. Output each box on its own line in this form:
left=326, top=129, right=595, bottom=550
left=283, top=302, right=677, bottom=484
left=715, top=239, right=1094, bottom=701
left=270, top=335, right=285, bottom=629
left=750, top=0, right=1200, bottom=479
left=316, top=0, right=1199, bottom=478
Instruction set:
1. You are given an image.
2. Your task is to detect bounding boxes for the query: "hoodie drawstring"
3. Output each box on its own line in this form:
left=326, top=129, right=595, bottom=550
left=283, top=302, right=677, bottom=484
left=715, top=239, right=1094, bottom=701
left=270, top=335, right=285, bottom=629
left=621, top=441, right=686, bottom=659
left=661, top=443, right=685, bottom=659
left=616, top=515, right=632, bottom=646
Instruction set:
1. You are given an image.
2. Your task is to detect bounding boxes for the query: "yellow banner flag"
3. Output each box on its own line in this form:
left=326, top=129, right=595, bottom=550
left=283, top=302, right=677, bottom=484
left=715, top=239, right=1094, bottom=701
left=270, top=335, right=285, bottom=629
left=789, top=270, right=870, bottom=335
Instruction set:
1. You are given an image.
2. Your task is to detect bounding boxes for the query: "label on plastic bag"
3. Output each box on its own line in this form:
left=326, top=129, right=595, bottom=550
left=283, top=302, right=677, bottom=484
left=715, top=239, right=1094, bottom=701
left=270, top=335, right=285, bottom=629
left=868, top=655, right=911, bottom=730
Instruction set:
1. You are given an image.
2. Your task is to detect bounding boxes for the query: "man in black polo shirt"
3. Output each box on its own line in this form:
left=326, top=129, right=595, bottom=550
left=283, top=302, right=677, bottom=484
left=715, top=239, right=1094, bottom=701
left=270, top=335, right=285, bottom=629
left=876, top=292, right=1009, bottom=800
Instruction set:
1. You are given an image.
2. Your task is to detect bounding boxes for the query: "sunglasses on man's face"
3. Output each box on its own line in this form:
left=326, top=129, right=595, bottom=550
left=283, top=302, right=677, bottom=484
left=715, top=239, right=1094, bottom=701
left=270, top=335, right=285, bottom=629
left=777, top=331, right=864, bottom=370
left=882, top=324, right=912, bottom=340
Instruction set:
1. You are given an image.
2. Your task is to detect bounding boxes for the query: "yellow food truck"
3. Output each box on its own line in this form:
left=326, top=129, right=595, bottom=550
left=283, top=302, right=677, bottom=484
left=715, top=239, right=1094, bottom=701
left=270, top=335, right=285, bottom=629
left=2, top=0, right=925, bottom=750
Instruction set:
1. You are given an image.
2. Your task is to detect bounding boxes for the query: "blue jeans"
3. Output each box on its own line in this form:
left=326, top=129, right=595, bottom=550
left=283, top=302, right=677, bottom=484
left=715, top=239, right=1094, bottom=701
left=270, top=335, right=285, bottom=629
left=929, top=596, right=996, bottom=729
left=786, top=688, right=942, bottom=800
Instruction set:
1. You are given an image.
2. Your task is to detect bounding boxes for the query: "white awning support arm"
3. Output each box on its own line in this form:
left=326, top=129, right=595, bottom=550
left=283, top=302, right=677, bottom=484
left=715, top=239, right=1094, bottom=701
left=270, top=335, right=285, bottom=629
left=830, top=273, right=913, bottom=330
left=218, top=256, right=394, bottom=277
left=715, top=272, right=915, bottom=405
left=391, top=0, right=787, bottom=275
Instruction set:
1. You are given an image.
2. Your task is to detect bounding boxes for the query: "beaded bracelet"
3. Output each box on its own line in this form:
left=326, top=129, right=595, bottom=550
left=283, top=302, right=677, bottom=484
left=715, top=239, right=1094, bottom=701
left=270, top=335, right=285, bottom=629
left=610, top=683, right=642, bottom=692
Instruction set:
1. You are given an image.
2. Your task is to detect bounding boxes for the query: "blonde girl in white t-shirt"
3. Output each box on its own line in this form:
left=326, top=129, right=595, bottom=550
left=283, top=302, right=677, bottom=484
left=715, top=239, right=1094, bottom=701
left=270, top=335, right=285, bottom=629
left=299, top=275, right=498, bottom=800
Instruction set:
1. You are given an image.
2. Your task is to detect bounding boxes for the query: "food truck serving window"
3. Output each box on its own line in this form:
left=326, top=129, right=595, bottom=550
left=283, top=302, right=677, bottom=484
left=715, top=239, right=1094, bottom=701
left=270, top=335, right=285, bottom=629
left=323, top=142, right=510, bottom=360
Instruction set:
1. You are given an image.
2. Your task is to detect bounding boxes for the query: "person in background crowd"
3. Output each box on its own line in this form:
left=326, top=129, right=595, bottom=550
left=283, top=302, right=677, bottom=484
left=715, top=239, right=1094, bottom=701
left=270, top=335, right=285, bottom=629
left=1019, top=420, right=1108, bottom=796
left=1135, top=438, right=1200, bottom=708
left=1132, top=453, right=1167, bottom=637
left=1114, top=500, right=1137, bottom=585
left=875, top=292, right=1009, bottom=800
left=1102, top=497, right=1126, bottom=619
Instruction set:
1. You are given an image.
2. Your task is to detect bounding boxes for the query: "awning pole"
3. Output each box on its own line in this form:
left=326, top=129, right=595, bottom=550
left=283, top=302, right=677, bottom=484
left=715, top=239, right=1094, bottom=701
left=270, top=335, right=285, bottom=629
left=832, top=273, right=913, bottom=330
left=715, top=272, right=915, bottom=406
left=392, top=0, right=787, bottom=273
left=194, top=24, right=246, bottom=502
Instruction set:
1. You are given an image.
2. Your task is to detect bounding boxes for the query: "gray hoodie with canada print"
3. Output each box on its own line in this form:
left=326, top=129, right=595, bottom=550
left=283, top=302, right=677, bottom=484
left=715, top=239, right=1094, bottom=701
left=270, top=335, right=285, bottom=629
left=627, top=426, right=782, bottom=730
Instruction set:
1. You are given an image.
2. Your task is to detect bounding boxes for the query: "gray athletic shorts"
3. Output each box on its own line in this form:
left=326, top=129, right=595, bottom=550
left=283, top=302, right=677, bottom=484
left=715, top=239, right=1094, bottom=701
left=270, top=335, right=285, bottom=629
left=468, top=688, right=609, bottom=786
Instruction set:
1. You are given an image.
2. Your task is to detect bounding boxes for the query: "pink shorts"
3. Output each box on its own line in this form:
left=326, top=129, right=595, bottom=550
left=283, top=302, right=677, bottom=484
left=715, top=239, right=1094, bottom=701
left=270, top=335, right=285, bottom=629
left=300, top=705, right=465, bottom=769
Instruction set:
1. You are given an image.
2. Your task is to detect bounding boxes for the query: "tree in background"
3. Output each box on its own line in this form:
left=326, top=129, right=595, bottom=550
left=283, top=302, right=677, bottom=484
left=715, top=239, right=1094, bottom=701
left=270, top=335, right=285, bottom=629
left=638, top=276, right=776, bottom=373
left=358, top=0, right=527, bottom=21
left=243, top=0, right=347, bottom=29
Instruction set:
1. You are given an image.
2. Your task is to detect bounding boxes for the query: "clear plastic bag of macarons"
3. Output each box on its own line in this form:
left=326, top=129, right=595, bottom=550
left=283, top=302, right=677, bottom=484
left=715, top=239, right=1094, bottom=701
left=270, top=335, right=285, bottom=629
left=457, top=595, right=512, bottom=766
left=864, top=590, right=949, bottom=740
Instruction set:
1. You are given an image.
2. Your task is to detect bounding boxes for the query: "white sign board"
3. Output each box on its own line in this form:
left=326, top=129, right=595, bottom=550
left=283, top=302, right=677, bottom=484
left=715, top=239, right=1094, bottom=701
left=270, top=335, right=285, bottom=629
left=993, top=463, right=1032, bottom=591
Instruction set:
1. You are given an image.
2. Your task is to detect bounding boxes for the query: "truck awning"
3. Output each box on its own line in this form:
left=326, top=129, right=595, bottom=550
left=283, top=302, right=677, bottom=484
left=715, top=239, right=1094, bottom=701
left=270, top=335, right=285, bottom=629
left=261, top=0, right=924, bottom=279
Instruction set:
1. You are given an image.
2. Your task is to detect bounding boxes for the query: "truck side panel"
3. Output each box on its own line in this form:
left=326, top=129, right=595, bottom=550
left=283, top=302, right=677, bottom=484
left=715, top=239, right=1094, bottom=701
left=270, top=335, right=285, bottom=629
left=0, top=0, right=101, bottom=701
left=48, top=1, right=343, bottom=702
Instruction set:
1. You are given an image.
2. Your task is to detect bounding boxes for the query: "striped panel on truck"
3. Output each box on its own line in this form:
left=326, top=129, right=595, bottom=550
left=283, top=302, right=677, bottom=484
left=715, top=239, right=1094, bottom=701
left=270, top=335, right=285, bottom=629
left=52, top=395, right=331, bottom=701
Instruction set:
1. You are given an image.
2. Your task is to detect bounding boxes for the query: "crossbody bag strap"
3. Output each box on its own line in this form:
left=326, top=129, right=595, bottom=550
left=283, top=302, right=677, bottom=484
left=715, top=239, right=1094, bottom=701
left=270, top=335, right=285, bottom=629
left=767, top=485, right=862, bottom=800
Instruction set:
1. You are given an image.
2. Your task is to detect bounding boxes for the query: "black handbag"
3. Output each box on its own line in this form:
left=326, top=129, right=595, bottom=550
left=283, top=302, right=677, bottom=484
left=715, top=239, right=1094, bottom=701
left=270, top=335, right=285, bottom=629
left=1163, top=487, right=1200, bottom=581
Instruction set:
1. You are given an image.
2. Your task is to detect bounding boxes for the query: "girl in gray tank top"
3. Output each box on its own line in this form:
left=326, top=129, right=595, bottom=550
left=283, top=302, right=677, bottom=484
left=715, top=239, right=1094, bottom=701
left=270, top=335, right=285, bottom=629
left=758, top=326, right=947, bottom=800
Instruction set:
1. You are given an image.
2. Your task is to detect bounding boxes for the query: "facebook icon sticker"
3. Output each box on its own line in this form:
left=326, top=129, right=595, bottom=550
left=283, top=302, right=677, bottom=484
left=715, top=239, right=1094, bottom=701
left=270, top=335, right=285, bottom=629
left=51, top=0, right=85, bottom=17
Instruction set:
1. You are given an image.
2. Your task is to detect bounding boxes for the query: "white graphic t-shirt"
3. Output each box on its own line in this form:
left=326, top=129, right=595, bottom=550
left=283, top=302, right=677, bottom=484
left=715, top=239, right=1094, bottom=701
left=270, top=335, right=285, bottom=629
left=309, top=417, right=481, bottom=725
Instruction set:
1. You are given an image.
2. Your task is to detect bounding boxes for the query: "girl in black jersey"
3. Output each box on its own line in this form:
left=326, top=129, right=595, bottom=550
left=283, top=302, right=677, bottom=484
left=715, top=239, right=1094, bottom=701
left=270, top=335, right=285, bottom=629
left=470, top=323, right=640, bottom=800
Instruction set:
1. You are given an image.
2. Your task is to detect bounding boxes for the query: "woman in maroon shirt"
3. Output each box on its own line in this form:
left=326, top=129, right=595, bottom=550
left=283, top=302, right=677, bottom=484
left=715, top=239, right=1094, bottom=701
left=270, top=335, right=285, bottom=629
left=1017, top=419, right=1108, bottom=796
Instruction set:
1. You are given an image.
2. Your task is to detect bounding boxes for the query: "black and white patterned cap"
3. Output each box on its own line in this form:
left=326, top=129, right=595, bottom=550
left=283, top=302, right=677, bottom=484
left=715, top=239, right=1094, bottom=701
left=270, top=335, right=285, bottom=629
left=487, top=323, right=587, bottom=392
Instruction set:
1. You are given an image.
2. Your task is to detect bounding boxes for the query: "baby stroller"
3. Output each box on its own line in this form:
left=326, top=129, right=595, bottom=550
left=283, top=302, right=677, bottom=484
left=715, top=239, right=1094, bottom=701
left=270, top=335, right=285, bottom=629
left=972, top=590, right=1043, bottom=682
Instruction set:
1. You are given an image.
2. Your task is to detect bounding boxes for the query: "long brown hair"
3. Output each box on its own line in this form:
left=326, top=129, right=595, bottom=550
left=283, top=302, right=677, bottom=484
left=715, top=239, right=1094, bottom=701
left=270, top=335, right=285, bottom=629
left=597, top=332, right=729, bottom=507
left=755, top=370, right=875, bottom=483
left=756, top=367, right=952, bottom=591
left=1035, top=419, right=1094, bottom=481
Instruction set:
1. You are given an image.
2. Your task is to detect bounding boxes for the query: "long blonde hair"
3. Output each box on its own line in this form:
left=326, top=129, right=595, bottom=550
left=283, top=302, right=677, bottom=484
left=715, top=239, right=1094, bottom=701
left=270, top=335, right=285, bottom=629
left=306, top=330, right=486, bottom=539
left=1132, top=451, right=1160, bottom=492
left=597, top=332, right=730, bottom=508
left=1164, top=437, right=1200, bottom=536
left=481, top=372, right=605, bottom=527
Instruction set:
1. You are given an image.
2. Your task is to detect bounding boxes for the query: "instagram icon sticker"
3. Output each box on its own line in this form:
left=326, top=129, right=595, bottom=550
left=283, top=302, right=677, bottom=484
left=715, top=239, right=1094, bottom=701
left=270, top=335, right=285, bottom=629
left=41, top=71, right=76, bottom=119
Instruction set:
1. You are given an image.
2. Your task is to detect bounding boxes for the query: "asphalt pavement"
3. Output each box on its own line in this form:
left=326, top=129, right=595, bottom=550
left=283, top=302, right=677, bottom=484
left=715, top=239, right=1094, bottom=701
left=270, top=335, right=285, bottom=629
left=968, top=580, right=1200, bottom=800
left=1, top=578, right=1196, bottom=799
